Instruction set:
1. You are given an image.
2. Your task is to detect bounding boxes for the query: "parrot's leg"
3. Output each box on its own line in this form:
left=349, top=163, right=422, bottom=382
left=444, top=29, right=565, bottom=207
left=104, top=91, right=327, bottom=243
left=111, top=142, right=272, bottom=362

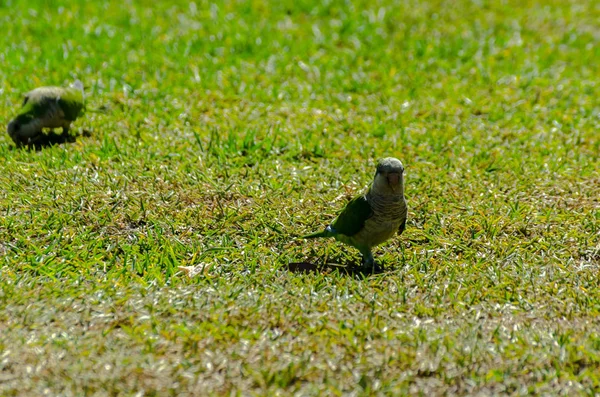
left=60, top=123, right=78, bottom=143
left=359, top=247, right=375, bottom=271
left=26, top=131, right=44, bottom=149
left=15, top=137, right=26, bottom=148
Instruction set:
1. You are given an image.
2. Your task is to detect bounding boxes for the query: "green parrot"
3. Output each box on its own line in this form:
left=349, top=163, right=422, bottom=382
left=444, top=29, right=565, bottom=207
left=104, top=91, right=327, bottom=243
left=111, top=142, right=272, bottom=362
left=302, top=157, right=407, bottom=268
left=7, top=80, right=85, bottom=147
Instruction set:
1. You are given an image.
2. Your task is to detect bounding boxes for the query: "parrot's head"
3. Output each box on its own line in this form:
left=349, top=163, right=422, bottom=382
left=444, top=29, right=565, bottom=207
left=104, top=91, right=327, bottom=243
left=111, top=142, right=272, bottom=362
left=7, top=112, right=38, bottom=145
left=372, top=157, right=405, bottom=195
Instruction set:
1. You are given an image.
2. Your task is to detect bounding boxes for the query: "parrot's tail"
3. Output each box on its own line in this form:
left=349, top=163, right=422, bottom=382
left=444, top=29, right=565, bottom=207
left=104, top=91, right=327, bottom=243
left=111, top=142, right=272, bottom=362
left=300, top=228, right=333, bottom=239
left=71, top=80, right=84, bottom=94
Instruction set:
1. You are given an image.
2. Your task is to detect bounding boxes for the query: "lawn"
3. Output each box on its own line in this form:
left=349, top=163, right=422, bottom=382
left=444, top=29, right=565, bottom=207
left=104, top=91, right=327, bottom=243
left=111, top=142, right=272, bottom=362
left=1, top=0, right=599, bottom=394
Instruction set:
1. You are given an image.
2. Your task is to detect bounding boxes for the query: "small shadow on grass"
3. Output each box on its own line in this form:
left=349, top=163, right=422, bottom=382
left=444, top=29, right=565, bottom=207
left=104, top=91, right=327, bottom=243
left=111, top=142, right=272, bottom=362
left=287, top=259, right=385, bottom=277
left=11, top=130, right=92, bottom=151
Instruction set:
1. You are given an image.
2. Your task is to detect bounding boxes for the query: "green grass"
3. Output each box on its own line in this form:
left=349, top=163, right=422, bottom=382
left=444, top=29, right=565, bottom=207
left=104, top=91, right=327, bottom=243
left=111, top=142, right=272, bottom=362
left=1, top=0, right=600, bottom=394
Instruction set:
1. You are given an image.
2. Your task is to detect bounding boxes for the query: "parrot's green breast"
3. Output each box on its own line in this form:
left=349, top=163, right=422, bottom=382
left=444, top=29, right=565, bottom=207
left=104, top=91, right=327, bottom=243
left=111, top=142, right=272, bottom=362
left=334, top=192, right=407, bottom=250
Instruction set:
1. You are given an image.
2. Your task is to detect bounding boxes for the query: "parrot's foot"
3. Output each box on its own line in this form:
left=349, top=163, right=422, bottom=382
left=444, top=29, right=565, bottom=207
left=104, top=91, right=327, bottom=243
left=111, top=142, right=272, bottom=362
left=361, top=252, right=382, bottom=273
left=22, top=130, right=77, bottom=150
left=13, top=138, right=27, bottom=149
left=359, top=261, right=384, bottom=274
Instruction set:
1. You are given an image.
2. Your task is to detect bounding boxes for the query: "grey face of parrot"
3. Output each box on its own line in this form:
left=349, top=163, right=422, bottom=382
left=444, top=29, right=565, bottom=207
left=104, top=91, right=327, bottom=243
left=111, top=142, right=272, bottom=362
left=7, top=119, right=23, bottom=143
left=7, top=120, right=18, bottom=137
left=7, top=116, right=39, bottom=143
left=372, top=157, right=405, bottom=195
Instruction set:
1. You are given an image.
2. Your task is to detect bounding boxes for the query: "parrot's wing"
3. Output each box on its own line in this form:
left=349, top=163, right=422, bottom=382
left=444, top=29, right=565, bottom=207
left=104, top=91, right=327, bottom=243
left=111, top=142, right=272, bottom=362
left=21, top=88, right=61, bottom=117
left=21, top=87, right=83, bottom=121
left=22, top=97, right=64, bottom=120
left=398, top=217, right=406, bottom=234
left=57, top=88, right=85, bottom=120
left=16, top=95, right=52, bottom=125
left=331, top=194, right=373, bottom=237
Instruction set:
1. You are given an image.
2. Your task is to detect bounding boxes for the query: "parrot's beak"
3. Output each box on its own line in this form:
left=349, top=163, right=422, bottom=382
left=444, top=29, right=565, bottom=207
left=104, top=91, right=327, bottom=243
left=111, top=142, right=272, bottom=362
left=387, top=172, right=400, bottom=186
